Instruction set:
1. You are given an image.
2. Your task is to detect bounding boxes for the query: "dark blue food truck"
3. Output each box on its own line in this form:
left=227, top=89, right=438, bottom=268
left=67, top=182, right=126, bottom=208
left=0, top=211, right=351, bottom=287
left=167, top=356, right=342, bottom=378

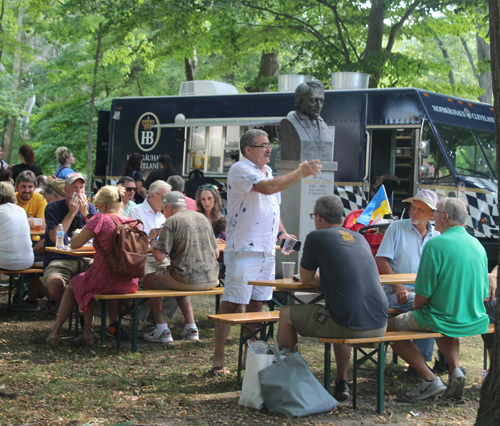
left=95, top=81, right=497, bottom=263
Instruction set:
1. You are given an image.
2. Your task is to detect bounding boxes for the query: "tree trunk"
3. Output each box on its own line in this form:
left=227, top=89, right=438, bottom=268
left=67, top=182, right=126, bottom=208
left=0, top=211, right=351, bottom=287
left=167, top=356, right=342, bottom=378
left=436, top=38, right=455, bottom=91
left=2, top=8, right=26, bottom=163
left=184, top=49, right=198, bottom=81
left=86, top=30, right=102, bottom=192
left=0, top=0, right=5, bottom=64
left=364, top=0, right=385, bottom=88
left=475, top=2, right=500, bottom=423
left=476, top=18, right=492, bottom=104
left=244, top=49, right=280, bottom=93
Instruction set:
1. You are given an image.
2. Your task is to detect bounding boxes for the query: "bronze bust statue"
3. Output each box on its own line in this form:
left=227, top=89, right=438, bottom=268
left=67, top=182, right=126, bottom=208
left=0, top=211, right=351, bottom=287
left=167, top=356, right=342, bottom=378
left=280, top=80, right=334, bottom=162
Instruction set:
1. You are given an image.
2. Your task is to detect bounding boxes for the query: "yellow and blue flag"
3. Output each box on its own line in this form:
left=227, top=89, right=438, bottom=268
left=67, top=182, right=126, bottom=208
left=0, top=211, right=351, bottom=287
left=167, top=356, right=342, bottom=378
left=357, top=185, right=392, bottom=226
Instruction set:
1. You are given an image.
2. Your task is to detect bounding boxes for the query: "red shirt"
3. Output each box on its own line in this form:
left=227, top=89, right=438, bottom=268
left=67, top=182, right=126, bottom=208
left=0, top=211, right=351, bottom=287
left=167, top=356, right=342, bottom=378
left=183, top=194, right=197, bottom=212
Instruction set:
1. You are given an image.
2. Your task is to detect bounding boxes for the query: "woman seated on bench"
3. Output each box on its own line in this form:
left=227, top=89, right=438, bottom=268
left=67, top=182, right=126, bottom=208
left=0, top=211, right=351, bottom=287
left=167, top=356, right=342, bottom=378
left=46, top=185, right=139, bottom=346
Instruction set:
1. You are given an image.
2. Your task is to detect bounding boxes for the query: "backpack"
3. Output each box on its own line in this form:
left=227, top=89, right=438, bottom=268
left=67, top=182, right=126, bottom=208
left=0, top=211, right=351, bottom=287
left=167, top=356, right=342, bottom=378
left=94, top=214, right=149, bottom=279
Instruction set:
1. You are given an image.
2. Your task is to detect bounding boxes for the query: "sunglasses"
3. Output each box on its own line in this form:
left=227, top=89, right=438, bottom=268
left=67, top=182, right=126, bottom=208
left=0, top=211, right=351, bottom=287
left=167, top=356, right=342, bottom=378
left=199, top=184, right=217, bottom=190
left=125, top=187, right=137, bottom=192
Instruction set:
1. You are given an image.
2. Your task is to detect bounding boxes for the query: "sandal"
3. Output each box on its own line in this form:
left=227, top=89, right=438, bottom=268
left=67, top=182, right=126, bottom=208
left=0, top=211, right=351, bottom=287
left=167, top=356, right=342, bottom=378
left=74, top=334, right=94, bottom=346
left=209, top=366, right=231, bottom=376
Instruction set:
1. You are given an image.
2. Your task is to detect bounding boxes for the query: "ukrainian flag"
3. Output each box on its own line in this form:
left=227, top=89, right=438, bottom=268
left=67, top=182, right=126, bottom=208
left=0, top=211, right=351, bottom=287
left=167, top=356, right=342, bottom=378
left=356, top=185, right=392, bottom=226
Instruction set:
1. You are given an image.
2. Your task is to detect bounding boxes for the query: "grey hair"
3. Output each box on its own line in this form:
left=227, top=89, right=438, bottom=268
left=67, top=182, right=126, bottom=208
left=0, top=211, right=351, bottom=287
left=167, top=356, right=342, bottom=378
left=147, top=181, right=171, bottom=199
left=56, top=147, right=72, bottom=166
left=167, top=175, right=185, bottom=192
left=15, top=170, right=37, bottom=186
left=43, top=184, right=57, bottom=197
left=439, top=197, right=468, bottom=225
left=0, top=181, right=16, bottom=205
left=314, top=195, right=344, bottom=225
left=240, top=129, right=268, bottom=155
left=295, top=80, right=325, bottom=111
left=161, top=200, right=186, bottom=211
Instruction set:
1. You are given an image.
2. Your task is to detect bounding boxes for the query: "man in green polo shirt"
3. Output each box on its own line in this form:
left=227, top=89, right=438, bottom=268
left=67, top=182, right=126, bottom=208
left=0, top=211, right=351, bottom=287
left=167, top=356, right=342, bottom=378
left=387, top=197, right=489, bottom=401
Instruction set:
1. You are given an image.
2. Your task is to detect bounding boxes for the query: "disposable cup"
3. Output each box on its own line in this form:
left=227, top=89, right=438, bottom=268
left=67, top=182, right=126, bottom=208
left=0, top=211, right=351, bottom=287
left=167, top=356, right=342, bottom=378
left=282, top=262, right=295, bottom=282
left=281, top=235, right=298, bottom=255
left=34, top=218, right=43, bottom=231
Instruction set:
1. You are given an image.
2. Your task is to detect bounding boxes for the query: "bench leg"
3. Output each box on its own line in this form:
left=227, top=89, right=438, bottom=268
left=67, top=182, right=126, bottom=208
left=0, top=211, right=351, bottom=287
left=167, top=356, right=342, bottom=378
left=353, top=348, right=358, bottom=410
left=215, top=294, right=220, bottom=313
left=324, top=343, right=332, bottom=393
left=376, top=344, right=387, bottom=414
left=484, top=345, right=488, bottom=371
left=132, top=299, right=139, bottom=352
left=100, top=300, right=108, bottom=344
left=17, top=274, right=25, bottom=321
left=237, top=326, right=245, bottom=381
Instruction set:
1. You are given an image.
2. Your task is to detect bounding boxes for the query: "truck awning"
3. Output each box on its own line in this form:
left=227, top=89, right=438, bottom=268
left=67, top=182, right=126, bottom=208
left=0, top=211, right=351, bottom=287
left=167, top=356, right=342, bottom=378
left=152, top=116, right=285, bottom=128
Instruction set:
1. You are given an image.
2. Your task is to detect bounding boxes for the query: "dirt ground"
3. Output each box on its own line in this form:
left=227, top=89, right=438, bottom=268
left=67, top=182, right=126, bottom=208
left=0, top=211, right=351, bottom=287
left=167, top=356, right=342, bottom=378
left=0, top=285, right=487, bottom=426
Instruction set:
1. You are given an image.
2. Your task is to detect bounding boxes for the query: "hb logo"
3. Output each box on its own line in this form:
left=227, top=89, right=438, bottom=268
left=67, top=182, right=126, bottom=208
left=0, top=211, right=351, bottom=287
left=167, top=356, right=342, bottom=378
left=134, top=112, right=161, bottom=152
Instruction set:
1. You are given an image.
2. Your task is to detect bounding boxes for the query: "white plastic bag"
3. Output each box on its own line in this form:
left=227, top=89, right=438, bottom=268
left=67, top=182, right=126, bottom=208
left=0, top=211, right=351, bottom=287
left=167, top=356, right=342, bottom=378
left=238, top=343, right=277, bottom=410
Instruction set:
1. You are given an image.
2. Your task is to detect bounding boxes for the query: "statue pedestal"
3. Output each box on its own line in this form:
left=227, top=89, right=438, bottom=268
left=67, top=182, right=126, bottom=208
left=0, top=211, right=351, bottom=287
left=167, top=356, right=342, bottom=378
left=275, top=160, right=338, bottom=272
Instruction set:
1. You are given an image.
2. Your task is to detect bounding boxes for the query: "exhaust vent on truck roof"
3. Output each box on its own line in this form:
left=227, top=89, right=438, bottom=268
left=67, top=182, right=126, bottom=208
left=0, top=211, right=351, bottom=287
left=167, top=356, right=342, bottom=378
left=179, top=80, right=239, bottom=96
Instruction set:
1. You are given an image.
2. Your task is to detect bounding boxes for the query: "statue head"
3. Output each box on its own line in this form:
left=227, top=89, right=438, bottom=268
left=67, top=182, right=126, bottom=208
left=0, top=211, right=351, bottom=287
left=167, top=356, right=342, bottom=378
left=295, top=80, right=325, bottom=120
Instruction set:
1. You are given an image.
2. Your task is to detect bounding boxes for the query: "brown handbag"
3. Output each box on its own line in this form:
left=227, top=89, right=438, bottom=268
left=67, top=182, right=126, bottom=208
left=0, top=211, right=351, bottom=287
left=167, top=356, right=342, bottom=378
left=94, top=214, right=149, bottom=279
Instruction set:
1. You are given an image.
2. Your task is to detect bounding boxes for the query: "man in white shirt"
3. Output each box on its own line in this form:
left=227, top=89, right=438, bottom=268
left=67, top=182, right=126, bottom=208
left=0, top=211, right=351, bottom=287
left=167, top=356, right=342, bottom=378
left=210, top=129, right=322, bottom=375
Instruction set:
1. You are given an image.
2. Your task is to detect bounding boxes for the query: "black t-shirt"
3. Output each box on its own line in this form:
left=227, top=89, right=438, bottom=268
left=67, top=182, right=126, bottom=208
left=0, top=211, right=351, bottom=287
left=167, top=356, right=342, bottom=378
left=143, top=168, right=181, bottom=190
left=11, top=163, right=43, bottom=183
left=300, top=226, right=388, bottom=330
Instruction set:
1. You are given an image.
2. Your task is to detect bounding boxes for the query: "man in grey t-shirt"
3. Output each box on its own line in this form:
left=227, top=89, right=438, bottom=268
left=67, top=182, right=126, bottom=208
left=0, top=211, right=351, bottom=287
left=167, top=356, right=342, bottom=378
left=277, top=195, right=388, bottom=401
left=143, top=191, right=220, bottom=344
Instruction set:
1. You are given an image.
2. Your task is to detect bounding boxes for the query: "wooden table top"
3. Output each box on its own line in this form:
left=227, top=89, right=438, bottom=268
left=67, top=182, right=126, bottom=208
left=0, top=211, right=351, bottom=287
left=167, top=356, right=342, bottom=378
left=249, top=273, right=417, bottom=290
left=30, top=229, right=45, bottom=236
left=45, top=246, right=95, bottom=256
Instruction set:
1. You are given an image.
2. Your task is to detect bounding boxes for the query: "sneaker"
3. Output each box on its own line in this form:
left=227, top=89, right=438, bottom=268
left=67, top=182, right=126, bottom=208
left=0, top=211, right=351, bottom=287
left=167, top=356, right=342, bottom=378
left=404, top=376, right=447, bottom=400
left=11, top=298, right=41, bottom=312
left=443, top=367, right=466, bottom=399
left=333, top=380, right=350, bottom=401
left=180, top=327, right=199, bottom=341
left=143, top=327, right=173, bottom=343
left=46, top=301, right=60, bottom=315
left=107, top=321, right=129, bottom=340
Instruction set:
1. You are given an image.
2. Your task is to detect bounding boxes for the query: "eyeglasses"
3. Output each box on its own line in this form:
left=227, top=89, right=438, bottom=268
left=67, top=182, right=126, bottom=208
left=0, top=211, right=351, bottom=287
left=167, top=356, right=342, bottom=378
left=125, top=187, right=137, bottom=192
left=309, top=213, right=321, bottom=219
left=249, top=144, right=271, bottom=149
left=434, top=210, right=447, bottom=215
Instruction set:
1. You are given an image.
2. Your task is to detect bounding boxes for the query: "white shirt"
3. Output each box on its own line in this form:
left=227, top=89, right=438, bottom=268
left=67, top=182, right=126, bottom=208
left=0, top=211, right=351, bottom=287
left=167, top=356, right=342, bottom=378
left=129, top=199, right=166, bottom=234
left=0, top=203, right=34, bottom=270
left=225, top=157, right=281, bottom=254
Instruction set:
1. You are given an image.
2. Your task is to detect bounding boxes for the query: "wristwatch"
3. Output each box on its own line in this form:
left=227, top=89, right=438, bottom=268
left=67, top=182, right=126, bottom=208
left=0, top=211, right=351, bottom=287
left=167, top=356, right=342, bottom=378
left=277, top=231, right=286, bottom=239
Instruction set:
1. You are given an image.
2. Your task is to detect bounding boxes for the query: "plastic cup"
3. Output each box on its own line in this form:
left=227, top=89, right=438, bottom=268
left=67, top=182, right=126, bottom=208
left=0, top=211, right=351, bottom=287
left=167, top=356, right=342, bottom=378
left=34, top=218, right=43, bottom=231
left=281, top=235, right=298, bottom=255
left=282, top=262, right=295, bottom=282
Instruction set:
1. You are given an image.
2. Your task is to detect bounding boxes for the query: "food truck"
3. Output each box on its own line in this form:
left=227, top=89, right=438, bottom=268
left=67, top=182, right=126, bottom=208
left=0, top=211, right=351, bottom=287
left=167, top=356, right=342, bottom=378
left=95, top=80, right=497, bottom=263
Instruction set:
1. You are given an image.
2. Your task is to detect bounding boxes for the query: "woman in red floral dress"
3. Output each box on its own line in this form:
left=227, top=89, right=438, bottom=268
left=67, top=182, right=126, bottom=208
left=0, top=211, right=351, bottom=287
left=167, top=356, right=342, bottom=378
left=46, top=185, right=139, bottom=346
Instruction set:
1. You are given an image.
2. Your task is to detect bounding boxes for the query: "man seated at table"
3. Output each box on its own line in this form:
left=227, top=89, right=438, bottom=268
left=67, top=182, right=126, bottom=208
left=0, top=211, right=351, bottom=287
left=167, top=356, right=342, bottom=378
left=43, top=173, right=97, bottom=313
left=387, top=197, right=489, bottom=400
left=376, top=189, right=440, bottom=367
left=143, top=191, right=220, bottom=343
left=14, top=170, right=49, bottom=310
left=277, top=195, right=388, bottom=401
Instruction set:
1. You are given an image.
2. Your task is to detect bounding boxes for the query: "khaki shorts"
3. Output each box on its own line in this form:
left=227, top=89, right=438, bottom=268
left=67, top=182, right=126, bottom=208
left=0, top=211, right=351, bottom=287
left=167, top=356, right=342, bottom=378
left=151, top=269, right=218, bottom=291
left=394, top=311, right=431, bottom=332
left=42, top=258, right=92, bottom=287
left=289, top=304, right=387, bottom=339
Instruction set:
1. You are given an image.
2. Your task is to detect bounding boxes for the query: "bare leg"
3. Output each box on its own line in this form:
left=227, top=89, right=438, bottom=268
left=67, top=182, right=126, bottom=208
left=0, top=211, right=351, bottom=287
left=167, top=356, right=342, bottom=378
left=47, top=284, right=75, bottom=340
left=435, top=336, right=460, bottom=371
left=334, top=344, right=352, bottom=382
left=27, top=276, right=49, bottom=302
left=80, top=299, right=95, bottom=340
left=143, top=273, right=166, bottom=324
left=212, top=300, right=244, bottom=370
left=45, top=276, right=66, bottom=304
left=175, top=296, right=194, bottom=324
left=277, top=305, right=297, bottom=349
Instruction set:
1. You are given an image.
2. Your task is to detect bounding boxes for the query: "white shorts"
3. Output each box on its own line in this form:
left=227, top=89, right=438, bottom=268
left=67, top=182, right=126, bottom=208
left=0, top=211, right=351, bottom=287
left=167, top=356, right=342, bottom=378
left=222, top=251, right=275, bottom=304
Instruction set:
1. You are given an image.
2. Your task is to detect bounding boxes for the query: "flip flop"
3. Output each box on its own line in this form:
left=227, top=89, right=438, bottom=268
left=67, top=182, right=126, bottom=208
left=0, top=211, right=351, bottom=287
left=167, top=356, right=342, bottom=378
left=74, top=334, right=94, bottom=346
left=209, top=366, right=231, bottom=376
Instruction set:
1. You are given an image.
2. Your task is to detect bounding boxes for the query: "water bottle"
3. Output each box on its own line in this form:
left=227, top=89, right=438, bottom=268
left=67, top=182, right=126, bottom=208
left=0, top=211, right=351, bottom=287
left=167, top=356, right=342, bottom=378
left=56, top=224, right=65, bottom=249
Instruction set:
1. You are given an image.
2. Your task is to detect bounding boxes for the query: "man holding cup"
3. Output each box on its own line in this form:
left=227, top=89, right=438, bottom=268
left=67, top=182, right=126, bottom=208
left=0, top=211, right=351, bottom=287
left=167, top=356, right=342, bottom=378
left=277, top=195, right=388, bottom=401
left=210, top=129, right=322, bottom=376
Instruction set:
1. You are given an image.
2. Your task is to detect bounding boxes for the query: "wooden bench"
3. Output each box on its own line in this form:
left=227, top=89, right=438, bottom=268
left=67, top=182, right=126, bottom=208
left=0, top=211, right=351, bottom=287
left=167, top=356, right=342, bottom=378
left=0, top=268, right=44, bottom=321
left=208, top=311, right=280, bottom=380
left=319, top=323, right=495, bottom=413
left=94, top=287, right=225, bottom=351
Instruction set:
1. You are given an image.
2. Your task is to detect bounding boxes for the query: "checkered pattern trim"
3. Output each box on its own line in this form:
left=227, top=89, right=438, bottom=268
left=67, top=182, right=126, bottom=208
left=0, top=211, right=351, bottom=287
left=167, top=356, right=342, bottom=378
left=335, top=186, right=367, bottom=218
